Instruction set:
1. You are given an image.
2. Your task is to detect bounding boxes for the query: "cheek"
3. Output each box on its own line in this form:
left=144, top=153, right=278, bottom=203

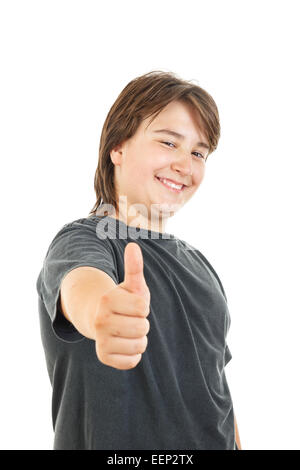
left=153, top=146, right=172, bottom=168
left=124, top=159, right=151, bottom=187
left=194, top=165, right=206, bottom=185
left=136, top=147, right=169, bottom=179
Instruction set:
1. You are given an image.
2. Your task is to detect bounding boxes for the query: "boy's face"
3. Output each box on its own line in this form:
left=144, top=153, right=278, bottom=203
left=110, top=99, right=209, bottom=225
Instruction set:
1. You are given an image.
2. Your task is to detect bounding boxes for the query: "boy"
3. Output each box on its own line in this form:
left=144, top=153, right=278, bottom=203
left=36, top=70, right=241, bottom=450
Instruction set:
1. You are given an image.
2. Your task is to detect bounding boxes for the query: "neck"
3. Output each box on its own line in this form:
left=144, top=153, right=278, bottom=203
left=109, top=205, right=168, bottom=234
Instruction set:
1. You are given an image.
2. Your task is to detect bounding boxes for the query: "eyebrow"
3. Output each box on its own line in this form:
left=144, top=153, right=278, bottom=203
left=152, top=128, right=210, bottom=150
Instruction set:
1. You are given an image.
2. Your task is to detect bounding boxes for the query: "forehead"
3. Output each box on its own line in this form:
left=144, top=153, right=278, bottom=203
left=143, top=100, right=208, bottom=143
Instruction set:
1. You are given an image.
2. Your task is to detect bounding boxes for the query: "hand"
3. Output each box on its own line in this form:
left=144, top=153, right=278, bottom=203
left=94, top=242, right=151, bottom=370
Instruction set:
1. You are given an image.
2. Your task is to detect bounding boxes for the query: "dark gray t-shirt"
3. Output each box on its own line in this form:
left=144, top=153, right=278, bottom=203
left=36, top=215, right=236, bottom=450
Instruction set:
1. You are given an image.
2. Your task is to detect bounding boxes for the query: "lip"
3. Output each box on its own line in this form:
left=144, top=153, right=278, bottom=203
left=156, top=176, right=187, bottom=187
left=154, top=176, right=186, bottom=193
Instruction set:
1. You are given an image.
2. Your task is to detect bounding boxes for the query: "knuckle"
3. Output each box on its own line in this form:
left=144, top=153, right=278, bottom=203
left=135, top=320, right=146, bottom=337
left=143, top=299, right=150, bottom=315
left=135, top=319, right=148, bottom=337
left=144, top=318, right=150, bottom=334
left=140, top=335, right=148, bottom=353
left=133, top=324, right=141, bottom=337
left=131, top=340, right=139, bottom=354
left=99, top=353, right=142, bottom=371
left=100, top=293, right=110, bottom=305
left=128, top=354, right=141, bottom=369
left=117, top=356, right=138, bottom=370
left=133, top=295, right=149, bottom=316
left=135, top=296, right=146, bottom=313
left=134, top=336, right=147, bottom=354
left=94, top=310, right=109, bottom=328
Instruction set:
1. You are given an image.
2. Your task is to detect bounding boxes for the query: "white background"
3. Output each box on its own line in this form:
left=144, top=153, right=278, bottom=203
left=1, top=0, right=299, bottom=450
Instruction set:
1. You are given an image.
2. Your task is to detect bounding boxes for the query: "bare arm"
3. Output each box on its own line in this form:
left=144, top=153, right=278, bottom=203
left=234, top=413, right=242, bottom=450
left=59, top=244, right=151, bottom=371
left=60, top=266, right=117, bottom=340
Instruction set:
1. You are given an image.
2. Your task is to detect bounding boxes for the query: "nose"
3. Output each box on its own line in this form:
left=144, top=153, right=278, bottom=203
left=170, top=150, right=193, bottom=177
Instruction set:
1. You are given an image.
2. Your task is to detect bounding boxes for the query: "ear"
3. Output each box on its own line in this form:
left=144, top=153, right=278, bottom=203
left=110, top=142, right=125, bottom=166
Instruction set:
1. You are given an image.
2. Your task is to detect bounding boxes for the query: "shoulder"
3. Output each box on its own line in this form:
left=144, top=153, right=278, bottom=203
left=51, top=216, right=100, bottom=239
left=45, top=216, right=114, bottom=257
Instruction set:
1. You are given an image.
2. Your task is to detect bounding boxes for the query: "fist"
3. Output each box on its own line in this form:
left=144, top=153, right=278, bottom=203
left=94, top=242, right=151, bottom=370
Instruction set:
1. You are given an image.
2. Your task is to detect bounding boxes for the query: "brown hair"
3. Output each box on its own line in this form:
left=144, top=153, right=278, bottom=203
left=88, top=70, right=221, bottom=217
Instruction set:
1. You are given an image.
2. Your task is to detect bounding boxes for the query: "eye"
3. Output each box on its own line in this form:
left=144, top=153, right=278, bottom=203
left=193, top=151, right=206, bottom=160
left=162, top=141, right=175, bottom=148
left=162, top=142, right=206, bottom=161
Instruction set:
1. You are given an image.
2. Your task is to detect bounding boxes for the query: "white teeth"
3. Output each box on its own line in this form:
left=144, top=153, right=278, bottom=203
left=158, top=177, right=183, bottom=190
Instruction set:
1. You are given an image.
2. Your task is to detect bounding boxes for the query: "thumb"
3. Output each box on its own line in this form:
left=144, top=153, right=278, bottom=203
left=122, top=242, right=148, bottom=296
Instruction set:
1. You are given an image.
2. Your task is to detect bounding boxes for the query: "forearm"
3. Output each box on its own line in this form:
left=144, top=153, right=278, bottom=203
left=234, top=413, right=242, bottom=450
left=60, top=266, right=117, bottom=340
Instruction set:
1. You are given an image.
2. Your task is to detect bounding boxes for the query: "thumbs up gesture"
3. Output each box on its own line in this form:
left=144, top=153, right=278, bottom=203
left=95, top=242, right=151, bottom=370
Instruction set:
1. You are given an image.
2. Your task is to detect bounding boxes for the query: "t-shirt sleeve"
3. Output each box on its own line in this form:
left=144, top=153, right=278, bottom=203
left=36, top=220, right=119, bottom=343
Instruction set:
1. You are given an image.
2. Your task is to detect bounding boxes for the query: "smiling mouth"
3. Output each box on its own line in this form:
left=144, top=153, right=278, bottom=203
left=154, top=176, right=186, bottom=193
